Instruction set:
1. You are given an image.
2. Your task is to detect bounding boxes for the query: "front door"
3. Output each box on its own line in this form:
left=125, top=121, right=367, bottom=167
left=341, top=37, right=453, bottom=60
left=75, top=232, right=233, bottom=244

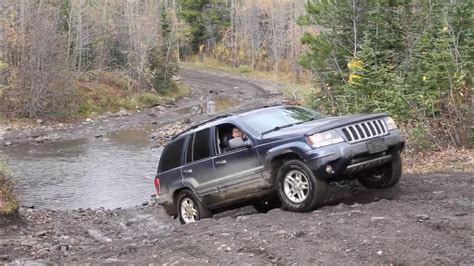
left=208, top=123, right=266, bottom=205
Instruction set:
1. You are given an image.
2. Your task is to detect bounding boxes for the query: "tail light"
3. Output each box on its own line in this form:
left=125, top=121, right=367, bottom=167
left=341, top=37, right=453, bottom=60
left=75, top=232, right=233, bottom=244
left=154, top=176, right=160, bottom=196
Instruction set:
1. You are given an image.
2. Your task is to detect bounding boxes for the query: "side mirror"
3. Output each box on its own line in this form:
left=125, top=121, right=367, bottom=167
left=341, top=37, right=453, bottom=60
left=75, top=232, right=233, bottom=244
left=228, top=137, right=252, bottom=149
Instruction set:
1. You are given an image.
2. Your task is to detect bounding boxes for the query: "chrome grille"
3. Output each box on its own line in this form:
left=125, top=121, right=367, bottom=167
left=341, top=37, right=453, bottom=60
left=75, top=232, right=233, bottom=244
left=341, top=119, right=388, bottom=143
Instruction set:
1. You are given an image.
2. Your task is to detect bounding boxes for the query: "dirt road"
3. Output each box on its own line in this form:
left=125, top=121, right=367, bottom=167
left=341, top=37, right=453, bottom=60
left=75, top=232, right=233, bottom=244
left=0, top=67, right=472, bottom=264
left=1, top=171, right=472, bottom=264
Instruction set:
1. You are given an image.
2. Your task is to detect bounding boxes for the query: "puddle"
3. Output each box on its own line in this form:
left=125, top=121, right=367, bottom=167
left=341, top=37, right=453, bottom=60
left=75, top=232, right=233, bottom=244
left=3, top=132, right=162, bottom=210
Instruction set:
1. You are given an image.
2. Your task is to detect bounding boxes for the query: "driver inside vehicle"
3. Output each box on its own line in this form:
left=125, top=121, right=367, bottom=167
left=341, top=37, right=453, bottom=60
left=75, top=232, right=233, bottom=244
left=232, top=127, right=243, bottom=139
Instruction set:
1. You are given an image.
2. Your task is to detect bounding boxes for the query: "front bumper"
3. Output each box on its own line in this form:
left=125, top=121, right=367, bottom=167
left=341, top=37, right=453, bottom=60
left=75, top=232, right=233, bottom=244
left=306, top=129, right=405, bottom=180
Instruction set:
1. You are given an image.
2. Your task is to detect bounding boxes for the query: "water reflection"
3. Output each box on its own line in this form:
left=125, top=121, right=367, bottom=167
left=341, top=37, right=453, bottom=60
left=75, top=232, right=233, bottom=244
left=3, top=130, right=162, bottom=210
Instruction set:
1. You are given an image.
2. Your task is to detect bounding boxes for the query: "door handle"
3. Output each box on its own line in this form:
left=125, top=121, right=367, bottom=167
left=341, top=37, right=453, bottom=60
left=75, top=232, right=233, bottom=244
left=215, top=160, right=227, bottom=166
left=183, top=169, right=193, bottom=174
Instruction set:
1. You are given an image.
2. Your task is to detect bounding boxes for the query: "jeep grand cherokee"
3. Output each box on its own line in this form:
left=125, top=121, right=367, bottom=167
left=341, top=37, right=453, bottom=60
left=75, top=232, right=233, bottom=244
left=153, top=105, right=405, bottom=224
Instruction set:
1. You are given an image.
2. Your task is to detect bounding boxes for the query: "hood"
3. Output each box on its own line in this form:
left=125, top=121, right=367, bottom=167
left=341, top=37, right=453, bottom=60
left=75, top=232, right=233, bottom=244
left=261, top=113, right=387, bottom=139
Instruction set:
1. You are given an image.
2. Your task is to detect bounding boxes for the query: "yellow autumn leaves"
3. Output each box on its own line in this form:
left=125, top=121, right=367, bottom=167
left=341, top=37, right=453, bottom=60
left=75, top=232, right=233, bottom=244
left=347, top=57, right=363, bottom=85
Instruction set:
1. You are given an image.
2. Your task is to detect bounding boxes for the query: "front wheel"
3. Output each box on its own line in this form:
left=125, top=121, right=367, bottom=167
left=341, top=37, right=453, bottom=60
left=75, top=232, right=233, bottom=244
left=276, top=159, right=328, bottom=212
left=176, top=190, right=211, bottom=225
left=356, top=155, right=402, bottom=189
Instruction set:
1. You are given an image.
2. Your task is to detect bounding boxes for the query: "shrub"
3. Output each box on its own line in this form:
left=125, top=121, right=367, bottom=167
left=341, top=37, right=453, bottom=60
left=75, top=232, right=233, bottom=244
left=0, top=156, right=18, bottom=216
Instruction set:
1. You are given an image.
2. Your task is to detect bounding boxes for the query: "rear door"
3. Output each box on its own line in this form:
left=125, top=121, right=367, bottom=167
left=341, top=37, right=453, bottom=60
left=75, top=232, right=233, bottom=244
left=181, top=128, right=217, bottom=200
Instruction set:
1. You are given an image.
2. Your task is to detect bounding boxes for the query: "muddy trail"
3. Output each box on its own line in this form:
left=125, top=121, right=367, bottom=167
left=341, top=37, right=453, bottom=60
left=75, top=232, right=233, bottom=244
left=1, top=171, right=472, bottom=264
left=0, top=67, right=472, bottom=264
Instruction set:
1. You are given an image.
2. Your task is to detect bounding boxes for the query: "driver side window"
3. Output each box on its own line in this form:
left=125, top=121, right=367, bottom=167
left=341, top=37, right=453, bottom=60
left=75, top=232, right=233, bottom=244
left=215, top=123, right=247, bottom=155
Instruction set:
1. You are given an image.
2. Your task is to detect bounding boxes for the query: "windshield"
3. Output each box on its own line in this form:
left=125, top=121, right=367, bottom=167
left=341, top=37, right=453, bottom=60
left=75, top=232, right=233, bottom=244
left=240, top=106, right=324, bottom=135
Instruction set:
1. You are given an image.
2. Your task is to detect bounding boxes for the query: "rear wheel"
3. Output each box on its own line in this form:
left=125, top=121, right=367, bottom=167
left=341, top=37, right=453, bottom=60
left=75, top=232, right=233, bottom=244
left=356, top=155, right=402, bottom=189
left=276, top=159, right=327, bottom=212
left=176, top=190, right=211, bottom=225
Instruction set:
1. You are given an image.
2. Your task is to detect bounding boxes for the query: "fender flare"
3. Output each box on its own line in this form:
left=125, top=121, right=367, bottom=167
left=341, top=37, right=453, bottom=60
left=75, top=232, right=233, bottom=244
left=263, top=142, right=311, bottom=170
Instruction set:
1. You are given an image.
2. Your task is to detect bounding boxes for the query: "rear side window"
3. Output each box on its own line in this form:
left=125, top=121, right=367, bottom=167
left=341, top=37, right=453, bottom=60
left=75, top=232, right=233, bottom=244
left=159, top=138, right=185, bottom=172
left=193, top=129, right=211, bottom=161
left=185, top=128, right=211, bottom=163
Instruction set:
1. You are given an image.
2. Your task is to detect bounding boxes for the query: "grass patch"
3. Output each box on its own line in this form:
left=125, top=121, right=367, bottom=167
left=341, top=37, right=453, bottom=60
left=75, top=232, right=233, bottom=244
left=73, top=71, right=191, bottom=118
left=0, top=156, right=19, bottom=216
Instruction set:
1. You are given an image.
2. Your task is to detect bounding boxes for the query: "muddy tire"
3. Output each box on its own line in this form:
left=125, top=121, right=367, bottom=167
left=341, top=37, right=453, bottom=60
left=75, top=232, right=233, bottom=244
left=176, top=190, right=211, bottom=225
left=356, top=155, right=402, bottom=189
left=253, top=197, right=281, bottom=213
left=276, top=159, right=328, bottom=212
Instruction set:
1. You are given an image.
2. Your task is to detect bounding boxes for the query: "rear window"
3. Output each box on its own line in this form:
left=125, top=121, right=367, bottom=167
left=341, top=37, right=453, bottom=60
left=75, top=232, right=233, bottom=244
left=159, top=137, right=185, bottom=172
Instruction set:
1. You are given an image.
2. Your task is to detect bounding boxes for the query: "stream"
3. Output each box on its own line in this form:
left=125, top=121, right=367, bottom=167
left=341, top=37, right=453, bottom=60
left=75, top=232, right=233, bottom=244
left=3, top=128, right=161, bottom=210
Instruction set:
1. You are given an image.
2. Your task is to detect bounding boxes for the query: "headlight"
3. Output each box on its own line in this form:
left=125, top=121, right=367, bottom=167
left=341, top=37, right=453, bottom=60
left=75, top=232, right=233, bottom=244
left=307, top=130, right=344, bottom=148
left=383, top=116, right=398, bottom=130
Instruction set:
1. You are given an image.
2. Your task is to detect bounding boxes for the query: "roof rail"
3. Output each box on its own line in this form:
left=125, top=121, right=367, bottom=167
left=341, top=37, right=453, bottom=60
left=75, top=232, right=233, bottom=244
left=226, top=103, right=282, bottom=114
left=171, top=114, right=233, bottom=140
left=170, top=103, right=283, bottom=140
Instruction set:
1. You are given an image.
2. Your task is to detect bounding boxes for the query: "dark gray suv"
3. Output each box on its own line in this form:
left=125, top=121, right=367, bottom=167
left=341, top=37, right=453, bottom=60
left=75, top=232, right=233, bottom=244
left=153, top=105, right=405, bottom=224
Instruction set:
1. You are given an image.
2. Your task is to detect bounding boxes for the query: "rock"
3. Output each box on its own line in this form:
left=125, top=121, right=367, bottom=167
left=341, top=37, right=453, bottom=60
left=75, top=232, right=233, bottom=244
left=87, top=229, right=112, bottom=242
left=147, top=112, right=156, bottom=117
left=0, top=254, right=9, bottom=260
left=415, top=214, right=430, bottom=221
left=236, top=216, right=248, bottom=222
left=150, top=121, right=158, bottom=125
left=370, top=216, right=387, bottom=222
left=454, top=212, right=468, bottom=217
left=4, top=141, right=12, bottom=146
left=21, top=239, right=39, bottom=247
left=60, top=245, right=69, bottom=252
left=377, top=250, right=383, bottom=255
left=36, top=119, right=43, bottom=124
left=117, top=109, right=128, bottom=117
left=35, top=230, right=48, bottom=237
left=155, top=106, right=165, bottom=111
left=142, top=201, right=149, bottom=206
left=94, top=134, right=104, bottom=138
left=49, top=134, right=61, bottom=141
left=85, top=118, right=93, bottom=123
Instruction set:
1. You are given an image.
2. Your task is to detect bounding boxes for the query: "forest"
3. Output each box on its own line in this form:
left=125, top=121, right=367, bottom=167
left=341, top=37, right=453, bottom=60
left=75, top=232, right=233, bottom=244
left=0, top=0, right=472, bottom=151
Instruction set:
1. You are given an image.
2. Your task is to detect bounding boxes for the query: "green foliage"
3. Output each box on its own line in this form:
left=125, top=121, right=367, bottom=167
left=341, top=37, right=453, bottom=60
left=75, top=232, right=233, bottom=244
left=406, top=124, right=436, bottom=153
left=147, top=8, right=178, bottom=94
left=300, top=0, right=473, bottom=148
left=177, top=0, right=230, bottom=53
left=238, top=65, right=252, bottom=73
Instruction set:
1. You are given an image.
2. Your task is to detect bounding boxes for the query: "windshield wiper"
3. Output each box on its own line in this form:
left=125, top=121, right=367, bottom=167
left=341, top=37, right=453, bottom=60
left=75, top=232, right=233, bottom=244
left=261, top=123, right=296, bottom=136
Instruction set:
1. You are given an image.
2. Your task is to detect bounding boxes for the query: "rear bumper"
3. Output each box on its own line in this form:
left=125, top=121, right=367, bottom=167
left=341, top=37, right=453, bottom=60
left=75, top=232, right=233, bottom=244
left=155, top=194, right=176, bottom=216
left=306, top=129, right=405, bottom=180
